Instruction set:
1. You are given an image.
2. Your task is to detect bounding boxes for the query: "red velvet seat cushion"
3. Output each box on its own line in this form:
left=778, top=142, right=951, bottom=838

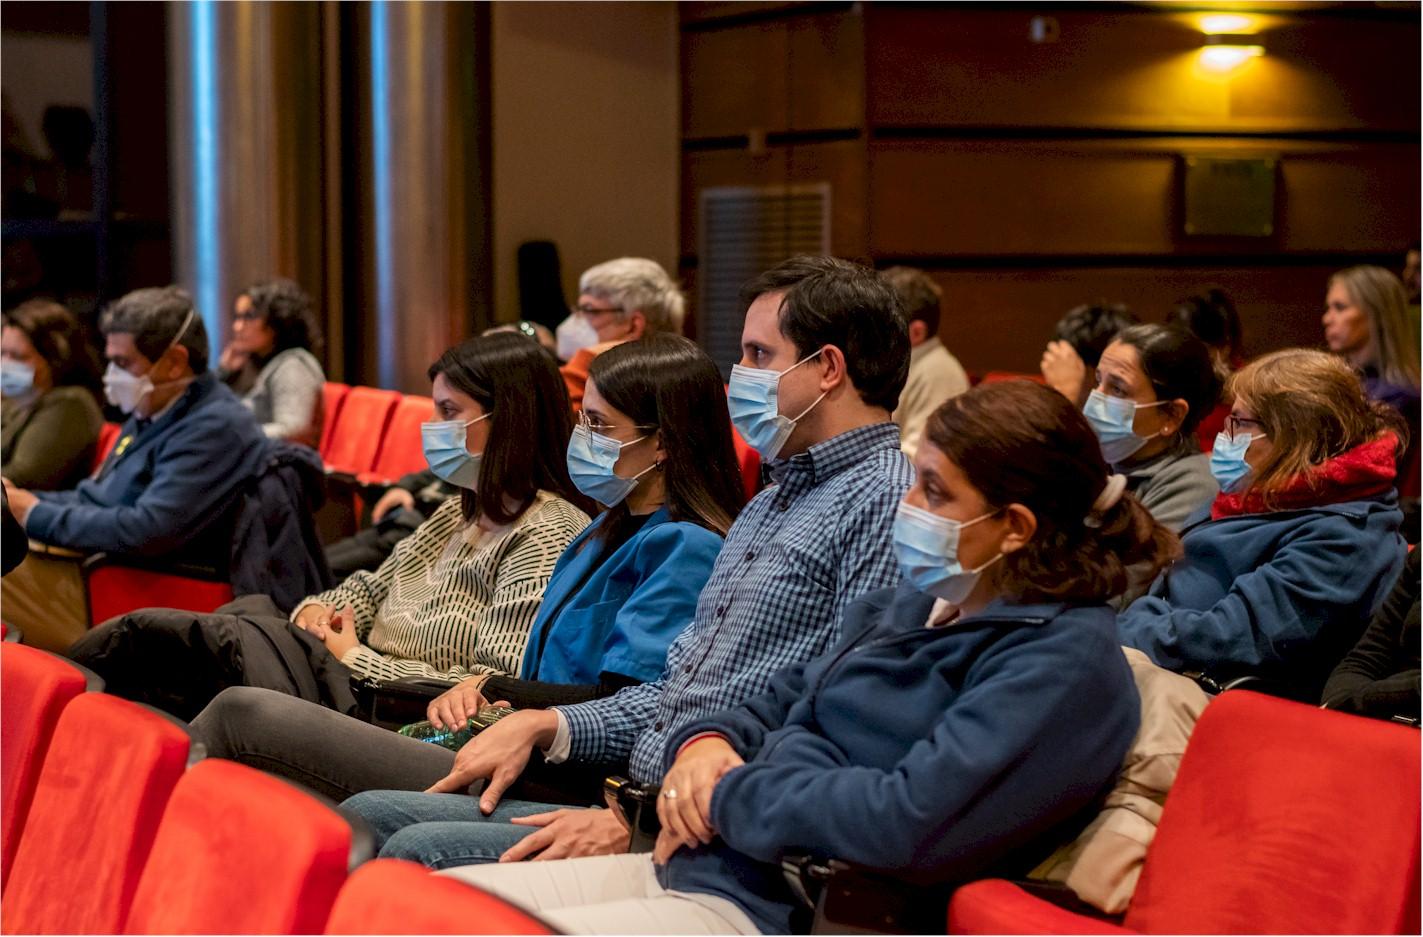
left=324, top=859, right=555, bottom=935
left=1, top=694, right=190, bottom=933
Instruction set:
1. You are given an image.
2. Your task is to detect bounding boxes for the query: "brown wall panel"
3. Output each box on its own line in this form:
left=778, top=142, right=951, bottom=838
left=681, top=147, right=791, bottom=256
left=787, top=11, right=864, bottom=132
left=683, top=23, right=789, bottom=138
left=870, top=139, right=1421, bottom=258
left=789, top=139, right=867, bottom=259
left=866, top=8, right=1420, bottom=134
left=929, top=264, right=1352, bottom=376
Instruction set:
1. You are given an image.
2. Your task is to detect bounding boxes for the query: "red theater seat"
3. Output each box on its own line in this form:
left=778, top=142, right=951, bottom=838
left=92, top=422, right=123, bottom=475
left=1, top=695, right=193, bottom=934
left=948, top=691, right=1422, bottom=935
left=83, top=554, right=235, bottom=627
left=359, top=394, right=434, bottom=486
left=318, top=382, right=352, bottom=460
left=0, top=645, right=95, bottom=887
left=322, top=386, right=401, bottom=476
left=324, top=859, right=555, bottom=935
left=124, top=760, right=353, bottom=935
left=978, top=371, right=1046, bottom=385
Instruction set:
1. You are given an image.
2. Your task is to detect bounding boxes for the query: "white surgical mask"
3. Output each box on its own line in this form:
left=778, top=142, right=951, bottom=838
left=103, top=309, right=196, bottom=416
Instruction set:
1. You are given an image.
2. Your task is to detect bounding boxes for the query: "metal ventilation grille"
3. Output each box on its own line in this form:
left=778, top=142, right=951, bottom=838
left=698, top=184, right=831, bottom=377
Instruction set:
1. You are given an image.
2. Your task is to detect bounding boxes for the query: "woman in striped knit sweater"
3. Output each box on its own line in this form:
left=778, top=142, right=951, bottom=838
left=70, top=332, right=592, bottom=718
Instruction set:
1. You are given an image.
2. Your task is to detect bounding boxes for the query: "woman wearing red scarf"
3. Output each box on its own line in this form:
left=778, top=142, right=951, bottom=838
left=1118, top=349, right=1408, bottom=699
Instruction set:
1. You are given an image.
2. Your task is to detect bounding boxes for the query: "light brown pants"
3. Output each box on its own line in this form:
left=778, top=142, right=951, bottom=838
left=1, top=549, right=88, bottom=652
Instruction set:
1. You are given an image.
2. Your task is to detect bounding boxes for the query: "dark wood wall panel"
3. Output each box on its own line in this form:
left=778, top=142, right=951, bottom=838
left=865, top=7, right=1420, bottom=133
left=681, top=147, right=792, bottom=256
left=930, top=263, right=1353, bottom=376
left=683, top=24, right=789, bottom=138
left=870, top=139, right=1421, bottom=258
left=786, top=12, right=863, bottom=132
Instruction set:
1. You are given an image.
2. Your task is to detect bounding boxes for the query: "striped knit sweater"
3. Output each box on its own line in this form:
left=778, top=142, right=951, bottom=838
left=297, top=493, right=590, bottom=683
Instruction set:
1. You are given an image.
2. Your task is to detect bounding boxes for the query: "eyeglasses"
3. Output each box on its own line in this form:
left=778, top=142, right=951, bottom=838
left=572, top=304, right=623, bottom=318
left=232, top=310, right=263, bottom=324
left=1225, top=415, right=1266, bottom=439
left=577, top=410, right=655, bottom=434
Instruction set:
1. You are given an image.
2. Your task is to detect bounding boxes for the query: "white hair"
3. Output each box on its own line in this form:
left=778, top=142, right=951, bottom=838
left=578, top=257, right=686, bottom=334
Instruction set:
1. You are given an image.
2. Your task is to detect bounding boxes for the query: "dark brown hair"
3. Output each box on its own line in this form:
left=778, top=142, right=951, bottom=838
left=427, top=332, right=592, bottom=525
left=925, top=381, right=1179, bottom=602
left=587, top=334, right=746, bottom=538
left=3, top=298, right=100, bottom=391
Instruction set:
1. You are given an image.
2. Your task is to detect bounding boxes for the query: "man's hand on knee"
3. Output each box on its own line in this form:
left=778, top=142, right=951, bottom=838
left=424, top=709, right=559, bottom=815
left=500, top=808, right=628, bottom=862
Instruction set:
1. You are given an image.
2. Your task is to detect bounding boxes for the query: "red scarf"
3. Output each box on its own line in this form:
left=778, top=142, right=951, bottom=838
left=1212, top=433, right=1400, bottom=519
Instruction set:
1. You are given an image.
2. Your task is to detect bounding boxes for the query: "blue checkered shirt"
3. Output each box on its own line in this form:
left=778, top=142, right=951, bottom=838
left=556, top=422, right=914, bottom=783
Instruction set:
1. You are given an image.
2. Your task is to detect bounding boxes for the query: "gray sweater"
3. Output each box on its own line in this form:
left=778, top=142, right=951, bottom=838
left=242, top=347, right=325, bottom=449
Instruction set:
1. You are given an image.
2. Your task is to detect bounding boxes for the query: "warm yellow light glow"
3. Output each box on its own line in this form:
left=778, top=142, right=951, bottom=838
left=1199, top=44, right=1264, bottom=73
left=1200, top=13, right=1257, bottom=35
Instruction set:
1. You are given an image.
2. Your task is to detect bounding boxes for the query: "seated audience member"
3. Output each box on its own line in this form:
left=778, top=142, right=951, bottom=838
left=341, top=254, right=914, bottom=868
left=560, top=258, right=685, bottom=410
left=1168, top=288, right=1242, bottom=447
left=1, top=298, right=103, bottom=490
left=217, top=278, right=326, bottom=448
left=1323, top=265, right=1421, bottom=498
left=1, top=287, right=268, bottom=651
left=188, top=335, right=747, bottom=799
left=1118, top=349, right=1408, bottom=699
left=69, top=333, right=591, bottom=719
left=882, top=266, right=969, bottom=458
left=326, top=469, right=457, bottom=577
left=1322, top=549, right=1419, bottom=723
left=1082, top=324, right=1220, bottom=533
left=429, top=380, right=1172, bottom=935
left=1041, top=301, right=1139, bottom=407
left=485, top=319, right=558, bottom=358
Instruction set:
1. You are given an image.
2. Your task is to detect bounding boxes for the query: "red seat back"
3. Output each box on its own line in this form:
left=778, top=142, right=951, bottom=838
left=125, top=759, right=351, bottom=935
left=85, top=564, right=235, bottom=627
left=2, top=695, right=192, bottom=933
left=92, top=422, right=123, bottom=475
left=318, top=382, right=352, bottom=460
left=0, top=645, right=91, bottom=887
left=1124, top=691, right=1421, bottom=934
left=322, top=387, right=401, bottom=475
left=324, top=859, right=554, bottom=935
left=365, top=395, right=434, bottom=484
left=731, top=425, right=762, bottom=501
left=978, top=371, right=1046, bottom=385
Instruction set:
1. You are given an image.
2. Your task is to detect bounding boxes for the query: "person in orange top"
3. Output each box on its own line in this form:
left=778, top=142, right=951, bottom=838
left=560, top=258, right=685, bottom=411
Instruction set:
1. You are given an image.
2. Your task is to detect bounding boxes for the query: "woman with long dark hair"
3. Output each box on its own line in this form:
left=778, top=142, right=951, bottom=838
left=183, top=335, right=745, bottom=812
left=217, top=278, right=326, bottom=447
left=71, top=332, right=592, bottom=716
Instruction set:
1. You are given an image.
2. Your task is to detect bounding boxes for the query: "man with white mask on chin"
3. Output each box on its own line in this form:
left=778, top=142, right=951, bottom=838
left=2, top=286, right=268, bottom=652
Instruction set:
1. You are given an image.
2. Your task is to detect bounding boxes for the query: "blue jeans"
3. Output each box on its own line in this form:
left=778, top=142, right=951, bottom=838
left=342, top=790, right=574, bottom=869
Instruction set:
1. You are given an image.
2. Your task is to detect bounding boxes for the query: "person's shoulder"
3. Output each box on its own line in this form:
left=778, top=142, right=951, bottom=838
left=39, top=385, right=103, bottom=420
left=264, top=347, right=325, bottom=379
left=839, top=443, right=915, bottom=496
left=640, top=517, right=724, bottom=553
left=530, top=493, right=593, bottom=530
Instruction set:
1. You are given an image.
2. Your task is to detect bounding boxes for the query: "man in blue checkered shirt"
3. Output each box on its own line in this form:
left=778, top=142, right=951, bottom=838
left=344, top=256, right=915, bottom=867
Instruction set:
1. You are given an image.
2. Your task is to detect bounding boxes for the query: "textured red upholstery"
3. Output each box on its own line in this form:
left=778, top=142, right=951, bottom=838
left=947, top=879, right=1133, bottom=935
left=124, top=759, right=351, bottom=935
left=92, top=422, right=123, bottom=475
left=318, top=382, right=352, bottom=460
left=359, top=394, right=434, bottom=486
left=85, top=564, right=235, bottom=627
left=324, top=859, right=555, bottom=935
left=2, top=695, right=191, bottom=934
left=0, top=645, right=89, bottom=887
left=731, top=425, right=762, bottom=501
left=978, top=371, right=1046, bottom=385
left=950, top=691, right=1422, bottom=936
left=322, top=386, right=401, bottom=475
left=1125, top=691, right=1420, bottom=935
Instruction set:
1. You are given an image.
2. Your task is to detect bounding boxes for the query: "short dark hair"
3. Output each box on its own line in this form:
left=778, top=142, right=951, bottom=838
left=925, top=381, right=1179, bottom=603
left=100, top=286, right=210, bottom=372
left=589, top=334, right=746, bottom=538
left=880, top=266, right=942, bottom=334
left=1055, top=301, right=1137, bottom=369
left=241, top=278, right=323, bottom=360
left=427, top=332, right=592, bottom=525
left=739, top=256, right=909, bottom=412
left=2, top=298, right=100, bottom=389
left=1168, top=288, right=1241, bottom=364
left=1112, top=324, right=1222, bottom=437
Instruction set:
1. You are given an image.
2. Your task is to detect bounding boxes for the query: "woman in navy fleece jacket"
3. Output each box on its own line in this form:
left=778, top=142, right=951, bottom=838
left=1118, top=349, right=1408, bottom=699
left=433, top=381, right=1178, bottom=935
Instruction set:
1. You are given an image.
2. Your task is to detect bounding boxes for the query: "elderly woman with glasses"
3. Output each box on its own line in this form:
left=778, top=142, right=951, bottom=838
left=559, top=258, right=686, bottom=411
left=1118, top=348, right=1408, bottom=700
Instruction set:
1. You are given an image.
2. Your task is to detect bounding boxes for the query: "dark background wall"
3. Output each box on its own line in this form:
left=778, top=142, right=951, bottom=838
left=679, top=1, right=1421, bottom=373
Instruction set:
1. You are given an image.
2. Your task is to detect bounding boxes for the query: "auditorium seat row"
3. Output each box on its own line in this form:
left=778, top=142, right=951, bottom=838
left=4, top=642, right=1417, bottom=935
left=0, top=643, right=554, bottom=935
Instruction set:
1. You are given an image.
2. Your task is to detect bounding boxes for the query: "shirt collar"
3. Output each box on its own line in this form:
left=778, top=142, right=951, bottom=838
left=910, top=336, right=944, bottom=364
left=766, top=422, right=901, bottom=487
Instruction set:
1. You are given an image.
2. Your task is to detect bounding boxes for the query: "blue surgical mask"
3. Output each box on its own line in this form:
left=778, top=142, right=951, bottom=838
left=421, top=413, right=491, bottom=489
left=1209, top=430, right=1264, bottom=493
left=1083, top=390, right=1169, bottom=465
left=0, top=360, right=35, bottom=398
left=727, top=350, right=827, bottom=461
left=566, top=424, right=656, bottom=506
left=892, top=501, right=1003, bottom=605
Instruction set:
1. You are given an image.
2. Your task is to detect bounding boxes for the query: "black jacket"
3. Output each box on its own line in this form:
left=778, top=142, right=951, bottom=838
left=229, top=441, right=333, bottom=611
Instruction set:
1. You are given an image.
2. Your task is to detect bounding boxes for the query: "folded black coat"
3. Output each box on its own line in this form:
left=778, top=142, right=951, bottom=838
left=228, top=440, right=333, bottom=611
left=68, top=593, right=358, bottom=722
